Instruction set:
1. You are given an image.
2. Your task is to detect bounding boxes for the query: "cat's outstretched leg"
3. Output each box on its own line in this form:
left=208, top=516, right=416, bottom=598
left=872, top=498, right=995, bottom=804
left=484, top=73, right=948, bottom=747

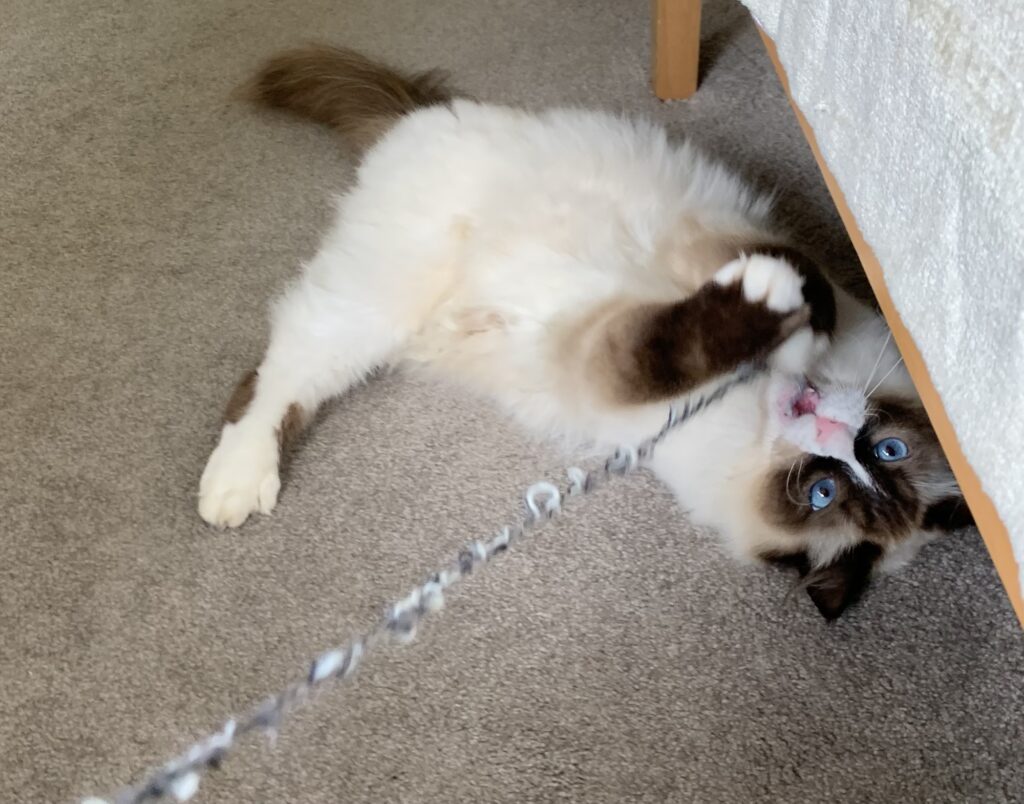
left=588, top=253, right=831, bottom=405
left=198, top=277, right=408, bottom=528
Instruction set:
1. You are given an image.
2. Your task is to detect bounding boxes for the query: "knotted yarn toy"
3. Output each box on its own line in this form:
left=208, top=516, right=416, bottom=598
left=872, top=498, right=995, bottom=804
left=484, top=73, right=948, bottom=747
left=81, top=364, right=760, bottom=804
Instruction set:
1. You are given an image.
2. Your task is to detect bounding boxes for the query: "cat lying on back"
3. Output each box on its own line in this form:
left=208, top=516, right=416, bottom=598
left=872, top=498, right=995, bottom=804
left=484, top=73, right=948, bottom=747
left=199, top=46, right=971, bottom=619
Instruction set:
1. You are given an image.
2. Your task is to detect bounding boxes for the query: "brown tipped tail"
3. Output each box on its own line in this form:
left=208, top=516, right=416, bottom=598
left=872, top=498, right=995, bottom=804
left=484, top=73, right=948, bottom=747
left=247, top=44, right=455, bottom=154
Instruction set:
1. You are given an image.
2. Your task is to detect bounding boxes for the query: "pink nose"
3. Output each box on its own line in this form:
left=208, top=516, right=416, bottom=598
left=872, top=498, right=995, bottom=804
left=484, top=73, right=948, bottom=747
left=815, top=416, right=850, bottom=447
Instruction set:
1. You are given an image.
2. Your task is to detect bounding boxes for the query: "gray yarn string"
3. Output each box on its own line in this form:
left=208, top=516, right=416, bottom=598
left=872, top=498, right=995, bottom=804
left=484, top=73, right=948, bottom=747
left=82, top=363, right=760, bottom=804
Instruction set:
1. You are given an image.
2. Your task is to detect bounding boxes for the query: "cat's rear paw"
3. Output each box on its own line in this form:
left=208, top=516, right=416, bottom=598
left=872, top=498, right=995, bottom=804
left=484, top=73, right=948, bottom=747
left=198, top=425, right=280, bottom=528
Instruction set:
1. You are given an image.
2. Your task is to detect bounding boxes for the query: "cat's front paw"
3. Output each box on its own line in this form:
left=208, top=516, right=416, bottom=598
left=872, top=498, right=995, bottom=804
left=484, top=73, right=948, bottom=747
left=198, top=424, right=280, bottom=528
left=713, top=253, right=805, bottom=314
left=710, top=254, right=814, bottom=373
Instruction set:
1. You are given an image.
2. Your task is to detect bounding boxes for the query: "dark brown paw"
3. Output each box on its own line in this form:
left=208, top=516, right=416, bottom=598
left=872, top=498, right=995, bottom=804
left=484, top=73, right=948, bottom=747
left=694, top=253, right=813, bottom=372
left=743, top=243, right=837, bottom=337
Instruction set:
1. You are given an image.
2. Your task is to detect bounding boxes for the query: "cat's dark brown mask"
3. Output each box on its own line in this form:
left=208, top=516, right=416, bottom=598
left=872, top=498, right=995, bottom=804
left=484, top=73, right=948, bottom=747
left=759, top=398, right=973, bottom=620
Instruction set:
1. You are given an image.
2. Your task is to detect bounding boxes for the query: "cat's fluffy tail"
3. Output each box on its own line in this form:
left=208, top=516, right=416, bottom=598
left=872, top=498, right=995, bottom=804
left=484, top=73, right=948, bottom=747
left=247, top=44, right=455, bottom=154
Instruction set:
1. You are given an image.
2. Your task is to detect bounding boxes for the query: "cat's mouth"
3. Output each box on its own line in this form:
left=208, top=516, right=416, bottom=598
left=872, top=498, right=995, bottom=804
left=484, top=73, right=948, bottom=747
left=775, top=376, right=823, bottom=422
left=788, top=380, right=820, bottom=418
left=773, top=376, right=874, bottom=486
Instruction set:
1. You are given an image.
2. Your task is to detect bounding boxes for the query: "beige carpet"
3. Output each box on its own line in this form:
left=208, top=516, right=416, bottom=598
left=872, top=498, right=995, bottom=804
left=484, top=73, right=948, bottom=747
left=2, top=1, right=1022, bottom=801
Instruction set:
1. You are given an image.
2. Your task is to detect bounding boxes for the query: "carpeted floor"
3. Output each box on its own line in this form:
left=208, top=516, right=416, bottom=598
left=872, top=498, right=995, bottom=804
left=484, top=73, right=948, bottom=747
left=2, top=1, right=1022, bottom=802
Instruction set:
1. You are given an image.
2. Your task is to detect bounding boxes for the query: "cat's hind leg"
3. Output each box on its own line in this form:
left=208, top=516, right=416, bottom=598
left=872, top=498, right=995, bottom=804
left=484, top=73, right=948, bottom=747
left=198, top=276, right=409, bottom=528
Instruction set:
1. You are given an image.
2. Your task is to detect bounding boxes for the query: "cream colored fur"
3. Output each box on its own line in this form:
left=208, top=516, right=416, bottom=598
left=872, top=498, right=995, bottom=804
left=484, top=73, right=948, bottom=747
left=198, top=100, right=922, bottom=574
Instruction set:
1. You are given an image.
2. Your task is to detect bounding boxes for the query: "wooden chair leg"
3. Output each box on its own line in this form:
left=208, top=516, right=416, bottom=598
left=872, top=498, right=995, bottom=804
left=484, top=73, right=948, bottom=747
left=651, top=0, right=702, bottom=100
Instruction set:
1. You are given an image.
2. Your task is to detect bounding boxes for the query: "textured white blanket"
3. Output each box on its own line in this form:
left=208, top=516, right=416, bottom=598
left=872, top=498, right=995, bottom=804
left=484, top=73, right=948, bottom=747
left=742, top=0, right=1024, bottom=597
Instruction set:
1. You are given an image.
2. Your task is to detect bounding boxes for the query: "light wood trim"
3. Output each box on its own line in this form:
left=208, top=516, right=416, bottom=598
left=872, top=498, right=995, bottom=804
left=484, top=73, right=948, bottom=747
left=757, top=28, right=1023, bottom=626
left=651, top=0, right=702, bottom=100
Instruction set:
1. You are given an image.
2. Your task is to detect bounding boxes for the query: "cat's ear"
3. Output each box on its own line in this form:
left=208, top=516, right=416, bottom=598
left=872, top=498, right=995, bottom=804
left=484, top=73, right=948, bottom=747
left=801, top=542, right=882, bottom=621
left=762, top=543, right=880, bottom=620
left=922, top=495, right=975, bottom=532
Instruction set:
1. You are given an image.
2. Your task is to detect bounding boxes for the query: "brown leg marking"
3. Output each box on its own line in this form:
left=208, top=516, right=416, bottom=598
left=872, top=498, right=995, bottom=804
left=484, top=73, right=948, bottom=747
left=224, top=369, right=258, bottom=424
left=277, top=402, right=308, bottom=452
left=224, top=369, right=307, bottom=451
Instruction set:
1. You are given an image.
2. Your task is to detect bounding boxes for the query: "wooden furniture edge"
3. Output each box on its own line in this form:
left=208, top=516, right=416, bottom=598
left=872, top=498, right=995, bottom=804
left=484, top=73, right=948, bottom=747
left=756, top=27, right=1023, bottom=626
left=652, top=0, right=702, bottom=100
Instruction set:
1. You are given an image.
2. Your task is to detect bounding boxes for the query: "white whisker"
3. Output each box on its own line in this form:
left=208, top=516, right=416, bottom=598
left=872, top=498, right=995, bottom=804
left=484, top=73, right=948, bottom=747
left=866, top=355, right=905, bottom=399
left=863, top=329, right=893, bottom=393
left=784, top=456, right=810, bottom=507
left=785, top=456, right=811, bottom=507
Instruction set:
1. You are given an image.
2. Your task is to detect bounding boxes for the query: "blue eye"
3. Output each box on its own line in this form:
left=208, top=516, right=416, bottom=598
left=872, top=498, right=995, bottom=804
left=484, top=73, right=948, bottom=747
left=874, top=437, right=909, bottom=462
left=809, top=477, right=837, bottom=511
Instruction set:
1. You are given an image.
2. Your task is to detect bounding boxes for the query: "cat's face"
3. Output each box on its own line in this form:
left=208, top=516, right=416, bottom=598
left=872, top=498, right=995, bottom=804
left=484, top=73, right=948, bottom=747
left=657, top=308, right=970, bottom=619
left=710, top=299, right=974, bottom=619
left=648, top=284, right=970, bottom=619
left=751, top=374, right=969, bottom=618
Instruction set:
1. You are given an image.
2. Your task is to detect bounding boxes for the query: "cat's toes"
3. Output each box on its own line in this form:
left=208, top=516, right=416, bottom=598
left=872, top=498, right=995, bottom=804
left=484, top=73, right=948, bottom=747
left=198, top=425, right=280, bottom=528
left=703, top=253, right=813, bottom=372
left=737, top=256, right=825, bottom=372
left=714, top=254, right=805, bottom=313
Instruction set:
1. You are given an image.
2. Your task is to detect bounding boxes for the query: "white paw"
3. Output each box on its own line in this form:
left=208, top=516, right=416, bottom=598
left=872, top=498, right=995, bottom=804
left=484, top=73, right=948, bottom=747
left=778, top=327, right=827, bottom=374
left=714, top=254, right=805, bottom=313
left=770, top=327, right=826, bottom=374
left=198, top=424, right=281, bottom=528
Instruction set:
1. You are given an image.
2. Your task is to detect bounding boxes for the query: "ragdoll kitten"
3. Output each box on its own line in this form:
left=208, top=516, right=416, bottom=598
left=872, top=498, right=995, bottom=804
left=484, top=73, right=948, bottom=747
left=199, top=46, right=971, bottom=619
